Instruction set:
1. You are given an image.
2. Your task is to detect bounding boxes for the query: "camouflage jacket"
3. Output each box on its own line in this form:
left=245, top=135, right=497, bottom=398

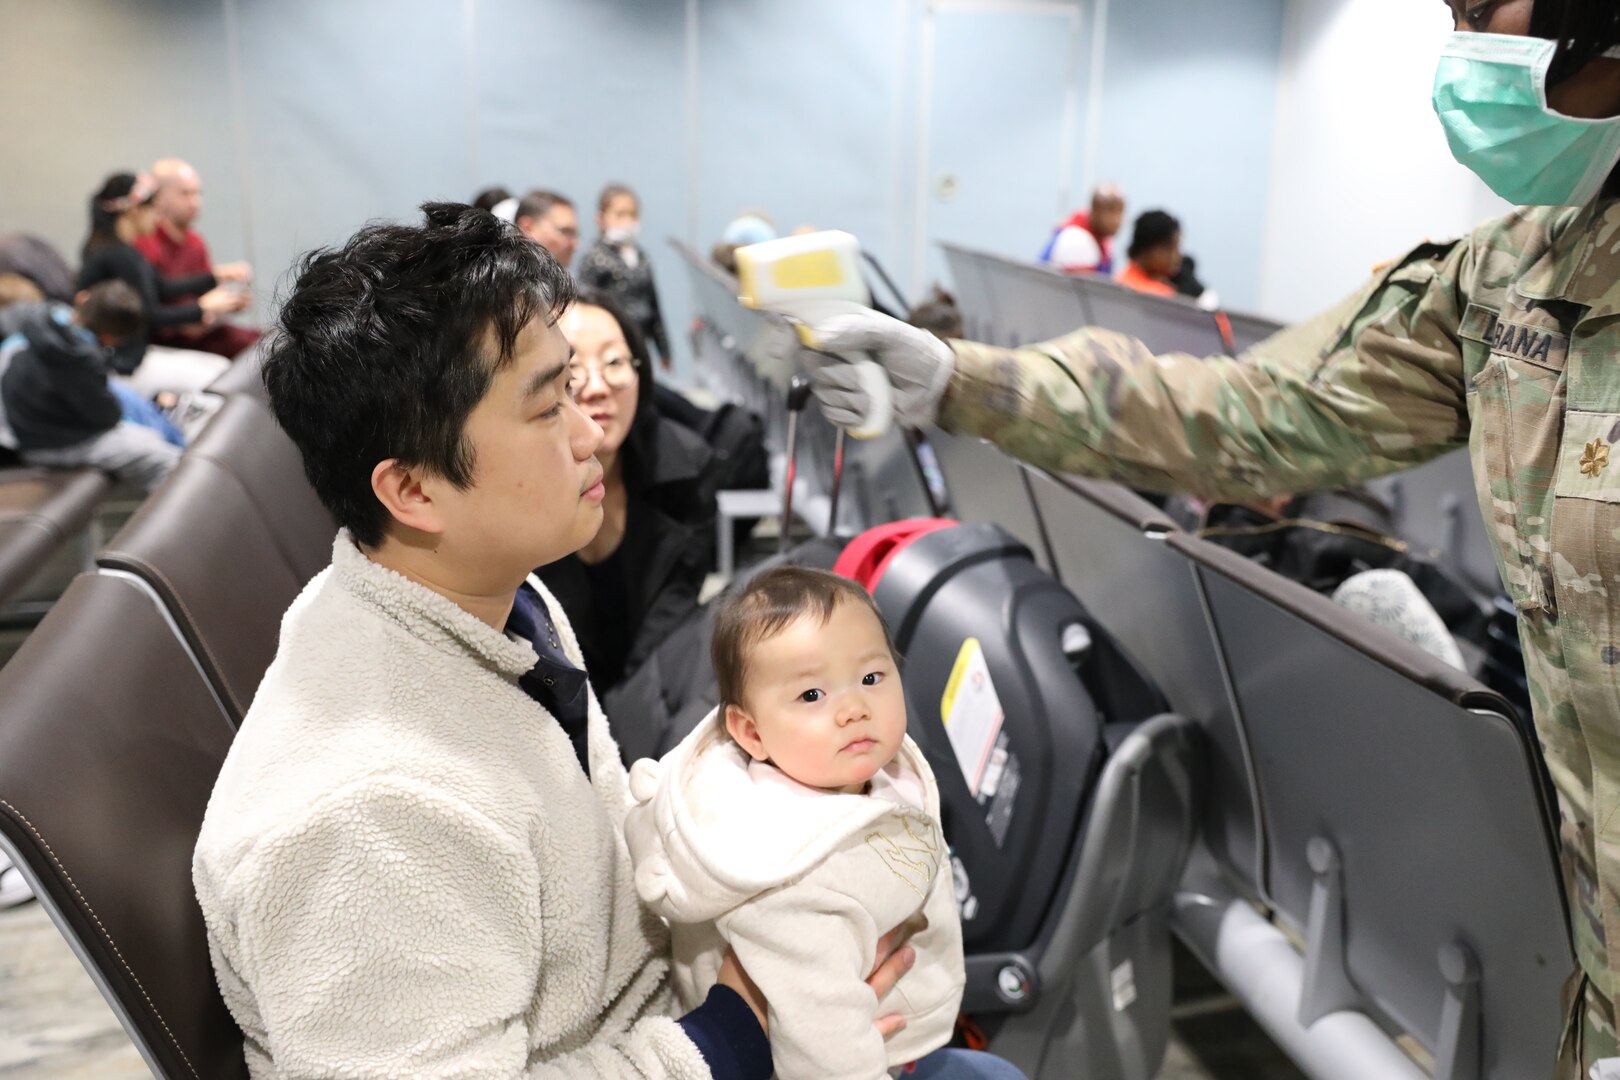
left=940, top=200, right=1620, bottom=1001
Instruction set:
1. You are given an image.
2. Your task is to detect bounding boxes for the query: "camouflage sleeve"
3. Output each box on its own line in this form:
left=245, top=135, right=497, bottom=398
left=936, top=241, right=1475, bottom=502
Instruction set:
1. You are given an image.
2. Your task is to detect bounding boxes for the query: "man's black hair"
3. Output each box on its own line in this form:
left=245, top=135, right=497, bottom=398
left=1534, top=0, right=1620, bottom=86
left=1127, top=210, right=1181, bottom=261
left=263, top=201, right=576, bottom=548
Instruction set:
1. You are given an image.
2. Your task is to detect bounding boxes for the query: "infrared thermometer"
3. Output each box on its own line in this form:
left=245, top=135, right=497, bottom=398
left=735, top=230, right=893, bottom=439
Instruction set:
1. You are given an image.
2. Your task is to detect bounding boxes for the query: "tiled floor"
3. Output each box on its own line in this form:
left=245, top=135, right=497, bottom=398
left=1161, top=939, right=1307, bottom=1080
left=0, top=904, right=147, bottom=1078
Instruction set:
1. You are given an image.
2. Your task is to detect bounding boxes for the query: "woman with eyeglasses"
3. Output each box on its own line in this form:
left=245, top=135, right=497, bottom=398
left=536, top=288, right=718, bottom=706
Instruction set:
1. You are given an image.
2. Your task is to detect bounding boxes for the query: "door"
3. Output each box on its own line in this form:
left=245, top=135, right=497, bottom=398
left=916, top=0, right=1085, bottom=295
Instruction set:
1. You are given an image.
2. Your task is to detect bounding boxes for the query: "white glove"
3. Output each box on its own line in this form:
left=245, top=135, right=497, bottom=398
left=801, top=310, right=957, bottom=430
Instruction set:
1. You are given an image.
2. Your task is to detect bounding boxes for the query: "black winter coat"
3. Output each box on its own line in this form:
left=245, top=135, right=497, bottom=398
left=0, top=302, right=121, bottom=451
left=79, top=241, right=216, bottom=374
left=577, top=240, right=671, bottom=365
left=536, top=415, right=717, bottom=700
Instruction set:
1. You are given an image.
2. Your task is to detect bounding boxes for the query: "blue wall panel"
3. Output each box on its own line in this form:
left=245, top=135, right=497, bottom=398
left=695, top=0, right=904, bottom=275
left=474, top=0, right=692, bottom=367
left=235, top=0, right=473, bottom=302
left=1092, top=0, right=1285, bottom=311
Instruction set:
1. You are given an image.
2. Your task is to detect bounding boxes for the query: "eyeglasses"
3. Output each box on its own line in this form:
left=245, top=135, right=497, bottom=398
left=567, top=354, right=640, bottom=397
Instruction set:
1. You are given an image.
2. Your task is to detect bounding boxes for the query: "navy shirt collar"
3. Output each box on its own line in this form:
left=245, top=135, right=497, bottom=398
left=505, top=583, right=592, bottom=775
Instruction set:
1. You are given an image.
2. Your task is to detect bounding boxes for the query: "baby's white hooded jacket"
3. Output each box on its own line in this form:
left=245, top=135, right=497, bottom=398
left=624, top=709, right=966, bottom=1080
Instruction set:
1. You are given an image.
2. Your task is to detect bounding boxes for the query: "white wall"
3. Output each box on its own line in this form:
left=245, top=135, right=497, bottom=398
left=1258, top=0, right=1509, bottom=323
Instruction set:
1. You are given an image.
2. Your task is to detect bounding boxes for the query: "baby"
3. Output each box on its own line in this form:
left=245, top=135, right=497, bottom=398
left=625, top=566, right=965, bottom=1080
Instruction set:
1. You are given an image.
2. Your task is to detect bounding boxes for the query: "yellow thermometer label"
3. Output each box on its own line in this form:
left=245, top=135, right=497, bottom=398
left=770, top=249, right=845, bottom=290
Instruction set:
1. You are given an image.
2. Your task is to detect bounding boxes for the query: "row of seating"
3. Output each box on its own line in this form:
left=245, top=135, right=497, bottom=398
left=0, top=467, right=111, bottom=613
left=679, top=253, right=1570, bottom=1079
left=0, top=342, right=332, bottom=1079
left=940, top=240, right=1285, bottom=358
left=934, top=435, right=1566, bottom=1080
left=940, top=239, right=1504, bottom=639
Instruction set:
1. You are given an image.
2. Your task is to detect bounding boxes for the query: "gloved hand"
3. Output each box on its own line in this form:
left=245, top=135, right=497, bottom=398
left=800, top=310, right=957, bottom=430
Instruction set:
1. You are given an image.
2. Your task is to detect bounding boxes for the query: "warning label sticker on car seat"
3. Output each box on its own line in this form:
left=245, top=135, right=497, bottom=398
left=941, top=638, right=1020, bottom=847
left=941, top=638, right=1004, bottom=795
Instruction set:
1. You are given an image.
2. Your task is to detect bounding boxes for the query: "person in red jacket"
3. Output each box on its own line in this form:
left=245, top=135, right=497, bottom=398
left=1040, top=184, right=1125, bottom=275
left=134, top=158, right=260, bottom=359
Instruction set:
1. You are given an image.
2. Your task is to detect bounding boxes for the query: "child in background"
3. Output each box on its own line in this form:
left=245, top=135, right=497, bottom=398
left=0, top=280, right=180, bottom=490
left=625, top=566, right=966, bottom=1080
left=578, top=183, right=672, bottom=369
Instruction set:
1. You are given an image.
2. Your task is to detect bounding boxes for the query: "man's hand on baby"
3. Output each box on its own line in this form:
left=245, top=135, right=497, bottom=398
left=718, top=949, right=769, bottom=1033
left=869, top=929, right=918, bottom=1039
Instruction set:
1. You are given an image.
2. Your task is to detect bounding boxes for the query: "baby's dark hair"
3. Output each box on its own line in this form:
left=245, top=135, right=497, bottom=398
left=712, top=566, right=895, bottom=711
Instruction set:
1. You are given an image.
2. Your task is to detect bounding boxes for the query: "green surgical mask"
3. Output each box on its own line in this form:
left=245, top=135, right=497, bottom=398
left=1433, top=32, right=1620, bottom=207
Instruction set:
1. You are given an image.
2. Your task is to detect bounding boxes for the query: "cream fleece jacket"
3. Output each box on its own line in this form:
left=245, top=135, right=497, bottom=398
left=624, top=711, right=966, bottom=1080
left=193, top=534, right=712, bottom=1079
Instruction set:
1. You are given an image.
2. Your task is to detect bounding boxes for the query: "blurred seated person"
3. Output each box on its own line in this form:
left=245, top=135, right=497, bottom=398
left=1041, top=183, right=1125, bottom=275
left=1118, top=210, right=1183, bottom=298
left=580, top=183, right=672, bottom=368
left=536, top=289, right=717, bottom=696
left=78, top=172, right=248, bottom=394
left=1171, top=252, right=1220, bottom=311
left=471, top=185, right=512, bottom=213
left=724, top=213, right=776, bottom=249
left=515, top=189, right=580, bottom=270
left=711, top=242, right=740, bottom=276
left=0, top=234, right=76, bottom=303
left=0, top=273, right=44, bottom=315
left=711, top=212, right=778, bottom=277
left=908, top=285, right=964, bottom=341
left=134, top=158, right=259, bottom=359
left=1, top=274, right=182, bottom=448
left=0, top=280, right=179, bottom=490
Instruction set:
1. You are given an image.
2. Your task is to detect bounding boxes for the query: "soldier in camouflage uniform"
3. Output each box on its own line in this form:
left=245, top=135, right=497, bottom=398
left=805, top=4, right=1620, bottom=1074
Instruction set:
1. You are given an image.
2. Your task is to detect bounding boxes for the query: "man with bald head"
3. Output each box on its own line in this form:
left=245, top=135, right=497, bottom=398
left=134, top=158, right=260, bottom=358
left=1041, top=183, right=1126, bottom=276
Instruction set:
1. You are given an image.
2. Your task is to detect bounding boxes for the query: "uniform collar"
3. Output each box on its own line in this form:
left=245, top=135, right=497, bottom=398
left=1513, top=199, right=1620, bottom=313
